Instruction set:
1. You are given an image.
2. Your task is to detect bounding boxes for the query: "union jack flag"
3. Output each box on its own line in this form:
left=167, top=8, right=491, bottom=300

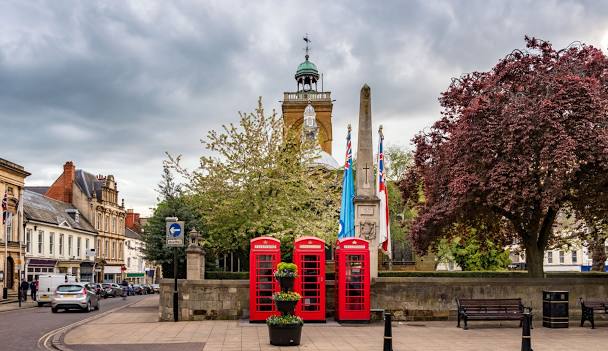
left=2, top=191, right=7, bottom=224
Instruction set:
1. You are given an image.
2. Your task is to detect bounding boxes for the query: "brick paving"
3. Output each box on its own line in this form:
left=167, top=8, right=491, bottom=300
left=65, top=295, right=608, bottom=351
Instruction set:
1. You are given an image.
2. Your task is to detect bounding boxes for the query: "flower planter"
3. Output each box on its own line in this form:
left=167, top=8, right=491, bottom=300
left=275, top=300, right=298, bottom=316
left=268, top=323, right=302, bottom=346
left=278, top=276, right=295, bottom=292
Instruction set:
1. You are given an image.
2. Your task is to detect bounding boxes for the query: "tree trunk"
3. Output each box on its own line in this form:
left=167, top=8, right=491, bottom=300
left=590, top=236, right=606, bottom=272
left=524, top=240, right=545, bottom=278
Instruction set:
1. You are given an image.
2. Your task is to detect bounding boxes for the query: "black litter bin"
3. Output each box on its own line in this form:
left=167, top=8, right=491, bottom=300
left=543, top=290, right=569, bottom=328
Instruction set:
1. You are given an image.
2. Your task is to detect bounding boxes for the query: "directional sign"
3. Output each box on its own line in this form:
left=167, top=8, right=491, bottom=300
left=166, top=220, right=185, bottom=247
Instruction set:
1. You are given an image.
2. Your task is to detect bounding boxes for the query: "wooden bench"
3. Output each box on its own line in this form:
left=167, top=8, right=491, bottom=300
left=456, top=298, right=531, bottom=330
left=580, top=298, right=608, bottom=329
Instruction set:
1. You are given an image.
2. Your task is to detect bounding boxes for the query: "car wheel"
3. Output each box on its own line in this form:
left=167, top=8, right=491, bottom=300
left=84, top=301, right=92, bottom=313
left=51, top=307, right=58, bottom=313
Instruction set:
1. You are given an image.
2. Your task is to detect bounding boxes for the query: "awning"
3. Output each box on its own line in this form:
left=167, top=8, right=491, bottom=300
left=127, top=273, right=145, bottom=277
left=27, top=259, right=57, bottom=267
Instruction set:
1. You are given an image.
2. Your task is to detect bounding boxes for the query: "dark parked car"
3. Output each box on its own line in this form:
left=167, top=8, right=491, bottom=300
left=132, top=284, right=144, bottom=295
left=101, top=283, right=122, bottom=297
left=142, top=284, right=153, bottom=294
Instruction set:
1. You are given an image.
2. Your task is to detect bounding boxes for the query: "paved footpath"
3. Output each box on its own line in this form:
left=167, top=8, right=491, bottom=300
left=65, top=295, right=608, bottom=351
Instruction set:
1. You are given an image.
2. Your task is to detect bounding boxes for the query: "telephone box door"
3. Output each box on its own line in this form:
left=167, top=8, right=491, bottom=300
left=249, top=237, right=281, bottom=322
left=335, top=238, right=370, bottom=322
left=294, top=236, right=326, bottom=322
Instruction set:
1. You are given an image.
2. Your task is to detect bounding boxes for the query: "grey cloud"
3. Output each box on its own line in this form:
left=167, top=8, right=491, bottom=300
left=2, top=0, right=608, bottom=214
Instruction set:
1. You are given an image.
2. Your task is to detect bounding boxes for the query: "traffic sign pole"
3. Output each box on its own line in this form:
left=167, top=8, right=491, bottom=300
left=165, top=217, right=183, bottom=322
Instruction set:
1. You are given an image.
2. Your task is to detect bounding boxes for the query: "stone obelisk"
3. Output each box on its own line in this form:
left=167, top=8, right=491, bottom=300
left=354, top=84, right=380, bottom=278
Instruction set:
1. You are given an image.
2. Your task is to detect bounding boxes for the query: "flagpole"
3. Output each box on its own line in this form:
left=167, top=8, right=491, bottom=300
left=3, top=192, right=8, bottom=300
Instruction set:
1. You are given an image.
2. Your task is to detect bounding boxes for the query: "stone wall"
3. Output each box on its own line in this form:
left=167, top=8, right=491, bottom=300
left=373, top=277, right=608, bottom=321
left=160, top=277, right=608, bottom=321
left=160, top=279, right=248, bottom=321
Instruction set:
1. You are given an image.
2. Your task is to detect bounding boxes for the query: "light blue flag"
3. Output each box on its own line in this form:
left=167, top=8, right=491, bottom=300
left=338, top=125, right=355, bottom=239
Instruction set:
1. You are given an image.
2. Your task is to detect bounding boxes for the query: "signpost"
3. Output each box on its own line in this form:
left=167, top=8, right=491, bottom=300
left=166, top=217, right=184, bottom=322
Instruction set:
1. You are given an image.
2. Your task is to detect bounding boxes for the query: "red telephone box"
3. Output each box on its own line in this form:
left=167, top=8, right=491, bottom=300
left=249, top=237, right=281, bottom=322
left=294, top=236, right=326, bottom=322
left=335, top=238, right=370, bottom=322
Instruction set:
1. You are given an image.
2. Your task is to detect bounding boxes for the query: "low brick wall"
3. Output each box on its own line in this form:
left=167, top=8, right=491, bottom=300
left=160, top=277, right=608, bottom=321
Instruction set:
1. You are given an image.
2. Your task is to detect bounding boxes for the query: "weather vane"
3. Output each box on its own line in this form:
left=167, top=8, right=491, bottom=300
left=303, top=34, right=311, bottom=60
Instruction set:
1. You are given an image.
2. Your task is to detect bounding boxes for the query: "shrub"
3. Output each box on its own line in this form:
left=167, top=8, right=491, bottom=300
left=274, top=262, right=298, bottom=278
left=266, top=314, right=304, bottom=326
left=273, top=291, right=301, bottom=302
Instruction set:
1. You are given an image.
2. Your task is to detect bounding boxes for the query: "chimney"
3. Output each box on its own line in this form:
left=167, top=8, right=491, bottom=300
left=63, top=161, right=76, bottom=203
left=126, top=209, right=140, bottom=230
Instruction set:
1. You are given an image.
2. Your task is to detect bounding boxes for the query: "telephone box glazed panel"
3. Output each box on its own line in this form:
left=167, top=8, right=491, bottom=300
left=249, top=237, right=281, bottom=322
left=335, top=238, right=370, bottom=322
left=294, top=236, right=326, bottom=322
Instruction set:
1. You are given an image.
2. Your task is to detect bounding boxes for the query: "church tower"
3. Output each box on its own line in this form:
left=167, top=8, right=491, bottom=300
left=282, top=36, right=333, bottom=155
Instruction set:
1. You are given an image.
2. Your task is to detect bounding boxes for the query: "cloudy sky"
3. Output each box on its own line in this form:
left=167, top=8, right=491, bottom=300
left=2, top=0, right=608, bottom=215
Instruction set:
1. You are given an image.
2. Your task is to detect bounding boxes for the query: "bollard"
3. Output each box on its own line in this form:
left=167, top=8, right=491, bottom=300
left=384, top=312, right=393, bottom=351
left=521, top=312, right=533, bottom=351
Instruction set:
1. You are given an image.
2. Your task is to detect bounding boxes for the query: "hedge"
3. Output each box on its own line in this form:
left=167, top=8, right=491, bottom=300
left=203, top=270, right=608, bottom=280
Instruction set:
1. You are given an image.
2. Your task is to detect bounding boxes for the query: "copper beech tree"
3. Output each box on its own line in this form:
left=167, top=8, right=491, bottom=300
left=401, top=37, right=608, bottom=277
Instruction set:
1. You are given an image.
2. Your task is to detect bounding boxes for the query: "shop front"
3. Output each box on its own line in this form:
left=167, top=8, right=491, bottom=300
left=57, top=260, right=81, bottom=280
left=103, top=265, right=122, bottom=283
left=26, top=259, right=57, bottom=282
left=79, top=261, right=94, bottom=283
left=126, top=272, right=144, bottom=284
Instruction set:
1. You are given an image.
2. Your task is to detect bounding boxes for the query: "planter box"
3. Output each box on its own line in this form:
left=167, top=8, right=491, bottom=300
left=268, top=324, right=302, bottom=346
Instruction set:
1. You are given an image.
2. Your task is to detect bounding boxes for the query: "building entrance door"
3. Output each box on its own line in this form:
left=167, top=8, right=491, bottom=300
left=6, top=256, right=14, bottom=289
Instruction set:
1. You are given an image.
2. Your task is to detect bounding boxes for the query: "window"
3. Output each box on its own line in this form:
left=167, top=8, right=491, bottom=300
left=49, top=232, right=55, bottom=255
left=26, top=229, right=32, bottom=253
left=105, top=240, right=109, bottom=258
left=96, top=213, right=102, bottom=230
left=572, top=251, right=578, bottom=264
left=85, top=238, right=90, bottom=253
left=112, top=217, right=116, bottom=234
left=547, top=251, right=553, bottom=264
left=77, top=237, right=81, bottom=257
left=112, top=241, right=116, bottom=259
left=127, top=257, right=131, bottom=267
left=105, top=215, right=109, bottom=232
left=37, top=230, right=44, bottom=254
left=97, top=239, right=101, bottom=256
left=6, top=217, right=13, bottom=241
left=559, top=251, right=565, bottom=264
left=68, top=235, right=73, bottom=256
left=59, top=234, right=64, bottom=255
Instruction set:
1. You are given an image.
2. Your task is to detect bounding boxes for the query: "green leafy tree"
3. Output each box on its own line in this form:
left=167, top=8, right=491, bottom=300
left=169, top=98, right=340, bottom=258
left=141, top=165, right=204, bottom=278
left=436, top=229, right=511, bottom=271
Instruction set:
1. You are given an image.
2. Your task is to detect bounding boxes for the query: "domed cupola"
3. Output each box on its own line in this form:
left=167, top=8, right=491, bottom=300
left=295, top=36, right=320, bottom=92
